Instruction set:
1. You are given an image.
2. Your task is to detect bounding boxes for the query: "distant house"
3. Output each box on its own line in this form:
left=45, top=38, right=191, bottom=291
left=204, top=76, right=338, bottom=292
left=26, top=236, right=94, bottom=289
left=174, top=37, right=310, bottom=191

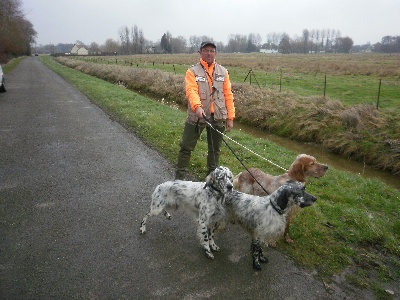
left=71, top=44, right=89, bottom=55
left=260, top=49, right=279, bottom=54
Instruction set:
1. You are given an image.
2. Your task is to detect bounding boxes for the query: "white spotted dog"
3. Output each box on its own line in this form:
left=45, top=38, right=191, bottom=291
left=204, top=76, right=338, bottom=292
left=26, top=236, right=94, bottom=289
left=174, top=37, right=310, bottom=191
left=139, top=166, right=234, bottom=259
left=225, top=180, right=317, bottom=270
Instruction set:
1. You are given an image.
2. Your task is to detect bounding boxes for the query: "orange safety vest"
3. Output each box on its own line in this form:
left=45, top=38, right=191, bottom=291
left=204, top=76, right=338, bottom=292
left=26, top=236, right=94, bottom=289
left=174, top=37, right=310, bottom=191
left=185, top=59, right=235, bottom=123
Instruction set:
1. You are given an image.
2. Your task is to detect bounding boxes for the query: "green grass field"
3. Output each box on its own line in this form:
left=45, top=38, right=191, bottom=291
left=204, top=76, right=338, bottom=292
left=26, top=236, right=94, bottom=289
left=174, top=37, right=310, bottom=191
left=76, top=53, right=400, bottom=112
left=40, top=55, right=400, bottom=299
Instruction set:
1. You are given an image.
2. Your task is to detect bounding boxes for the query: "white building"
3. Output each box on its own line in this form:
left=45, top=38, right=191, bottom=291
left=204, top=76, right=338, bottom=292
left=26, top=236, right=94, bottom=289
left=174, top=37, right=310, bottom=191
left=260, top=49, right=279, bottom=54
left=71, top=44, right=89, bottom=55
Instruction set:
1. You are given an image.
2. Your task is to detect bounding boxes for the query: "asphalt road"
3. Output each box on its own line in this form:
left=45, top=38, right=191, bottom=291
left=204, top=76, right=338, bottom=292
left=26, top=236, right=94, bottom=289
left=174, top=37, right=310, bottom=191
left=0, top=57, right=361, bottom=299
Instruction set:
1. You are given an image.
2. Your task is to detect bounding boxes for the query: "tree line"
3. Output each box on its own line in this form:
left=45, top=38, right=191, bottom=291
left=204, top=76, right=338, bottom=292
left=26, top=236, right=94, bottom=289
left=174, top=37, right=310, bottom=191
left=2, top=0, right=399, bottom=62
left=373, top=36, right=400, bottom=53
left=36, top=27, right=397, bottom=56
left=0, top=0, right=37, bottom=63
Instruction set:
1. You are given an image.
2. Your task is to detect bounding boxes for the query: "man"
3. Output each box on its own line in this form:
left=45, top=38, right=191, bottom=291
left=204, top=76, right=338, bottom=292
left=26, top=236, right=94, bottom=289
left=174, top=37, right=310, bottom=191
left=175, top=41, right=235, bottom=180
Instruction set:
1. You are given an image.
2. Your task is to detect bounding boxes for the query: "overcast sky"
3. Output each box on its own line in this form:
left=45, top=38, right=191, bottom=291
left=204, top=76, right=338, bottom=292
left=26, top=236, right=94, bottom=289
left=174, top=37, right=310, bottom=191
left=22, top=0, right=399, bottom=46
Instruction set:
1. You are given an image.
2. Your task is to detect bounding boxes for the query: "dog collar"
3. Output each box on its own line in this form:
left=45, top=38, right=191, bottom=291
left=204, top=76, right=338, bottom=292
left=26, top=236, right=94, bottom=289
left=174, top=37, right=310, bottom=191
left=270, top=199, right=285, bottom=215
left=204, top=183, right=224, bottom=201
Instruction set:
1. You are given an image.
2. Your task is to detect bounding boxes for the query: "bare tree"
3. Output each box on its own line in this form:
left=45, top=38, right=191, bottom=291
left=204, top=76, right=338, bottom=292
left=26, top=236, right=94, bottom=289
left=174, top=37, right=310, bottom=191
left=160, top=31, right=172, bottom=53
left=75, top=40, right=85, bottom=46
left=101, top=38, right=119, bottom=54
left=336, top=36, right=353, bottom=53
left=89, top=42, right=100, bottom=54
left=131, top=25, right=143, bottom=54
left=279, top=33, right=291, bottom=54
left=170, top=36, right=187, bottom=53
left=320, top=29, right=326, bottom=51
left=226, top=34, right=247, bottom=53
left=247, top=33, right=261, bottom=52
left=118, top=26, right=130, bottom=54
left=302, top=29, right=310, bottom=53
left=188, top=36, right=201, bottom=53
left=0, top=0, right=37, bottom=62
left=315, top=29, right=320, bottom=52
left=309, top=29, right=316, bottom=53
left=325, top=28, right=331, bottom=51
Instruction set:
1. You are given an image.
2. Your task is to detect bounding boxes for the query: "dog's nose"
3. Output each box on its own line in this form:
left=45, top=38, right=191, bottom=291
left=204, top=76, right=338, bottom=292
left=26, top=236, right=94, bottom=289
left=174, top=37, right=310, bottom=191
left=227, top=183, right=233, bottom=190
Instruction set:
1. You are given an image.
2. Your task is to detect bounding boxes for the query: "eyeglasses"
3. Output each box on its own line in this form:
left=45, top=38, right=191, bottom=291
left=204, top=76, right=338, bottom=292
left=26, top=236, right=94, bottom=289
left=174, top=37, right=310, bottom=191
left=201, top=49, right=216, bottom=53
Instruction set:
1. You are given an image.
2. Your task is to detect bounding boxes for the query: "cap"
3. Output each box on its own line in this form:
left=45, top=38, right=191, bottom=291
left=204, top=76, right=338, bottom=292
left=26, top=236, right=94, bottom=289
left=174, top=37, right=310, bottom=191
left=200, top=41, right=216, bottom=51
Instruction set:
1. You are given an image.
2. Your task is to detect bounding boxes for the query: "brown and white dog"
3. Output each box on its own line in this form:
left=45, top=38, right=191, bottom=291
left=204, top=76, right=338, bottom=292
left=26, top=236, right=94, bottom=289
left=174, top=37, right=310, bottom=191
left=233, top=154, right=328, bottom=245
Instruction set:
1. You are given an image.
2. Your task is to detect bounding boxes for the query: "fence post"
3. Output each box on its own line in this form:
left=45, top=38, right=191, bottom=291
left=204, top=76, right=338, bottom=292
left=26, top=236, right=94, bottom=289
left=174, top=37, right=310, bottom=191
left=324, top=74, right=327, bottom=99
left=279, top=69, right=282, bottom=92
left=376, top=79, right=382, bottom=110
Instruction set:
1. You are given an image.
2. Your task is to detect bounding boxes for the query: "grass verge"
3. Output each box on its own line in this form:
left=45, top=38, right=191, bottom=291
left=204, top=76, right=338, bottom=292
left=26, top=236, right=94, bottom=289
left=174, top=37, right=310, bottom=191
left=2, top=56, right=26, bottom=73
left=41, top=55, right=400, bottom=299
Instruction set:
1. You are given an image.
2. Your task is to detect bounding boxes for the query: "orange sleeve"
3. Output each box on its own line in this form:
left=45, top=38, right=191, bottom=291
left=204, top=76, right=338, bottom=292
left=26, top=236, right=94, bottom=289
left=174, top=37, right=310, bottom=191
left=224, top=71, right=235, bottom=120
left=185, top=69, right=202, bottom=112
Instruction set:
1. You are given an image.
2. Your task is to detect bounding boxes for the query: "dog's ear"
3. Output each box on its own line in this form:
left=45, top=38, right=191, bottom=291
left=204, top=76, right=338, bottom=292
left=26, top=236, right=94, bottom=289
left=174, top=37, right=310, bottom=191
left=205, top=171, right=215, bottom=186
left=273, top=184, right=293, bottom=211
left=288, top=159, right=307, bottom=182
left=275, top=189, right=290, bottom=211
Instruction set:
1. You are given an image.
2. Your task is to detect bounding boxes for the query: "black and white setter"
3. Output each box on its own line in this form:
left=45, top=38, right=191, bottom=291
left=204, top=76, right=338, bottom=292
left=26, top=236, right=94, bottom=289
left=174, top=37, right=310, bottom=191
left=140, top=166, right=234, bottom=259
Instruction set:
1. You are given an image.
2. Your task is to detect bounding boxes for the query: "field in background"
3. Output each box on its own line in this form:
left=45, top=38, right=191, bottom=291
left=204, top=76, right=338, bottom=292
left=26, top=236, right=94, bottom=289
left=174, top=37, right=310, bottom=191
left=75, top=53, right=400, bottom=111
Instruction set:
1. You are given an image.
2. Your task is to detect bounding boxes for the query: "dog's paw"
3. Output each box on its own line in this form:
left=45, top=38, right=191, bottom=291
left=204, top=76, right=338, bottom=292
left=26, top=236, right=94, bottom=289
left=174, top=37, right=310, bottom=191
left=139, top=226, right=146, bottom=234
left=259, top=254, right=268, bottom=263
left=164, top=211, right=172, bottom=220
left=285, top=236, right=295, bottom=244
left=253, top=260, right=262, bottom=270
left=210, top=243, right=220, bottom=252
left=205, top=251, right=215, bottom=259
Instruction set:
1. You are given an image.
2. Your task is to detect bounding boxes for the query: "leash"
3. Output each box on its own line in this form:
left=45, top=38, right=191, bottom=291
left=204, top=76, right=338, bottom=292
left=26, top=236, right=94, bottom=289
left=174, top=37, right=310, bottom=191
left=196, top=117, right=217, bottom=168
left=201, top=117, right=288, bottom=174
left=201, top=117, right=287, bottom=214
left=202, top=119, right=288, bottom=173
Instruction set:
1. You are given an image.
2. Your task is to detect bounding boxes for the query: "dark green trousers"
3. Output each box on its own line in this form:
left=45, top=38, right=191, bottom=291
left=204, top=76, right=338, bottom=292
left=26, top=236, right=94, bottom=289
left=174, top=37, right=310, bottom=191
left=175, top=118, right=225, bottom=180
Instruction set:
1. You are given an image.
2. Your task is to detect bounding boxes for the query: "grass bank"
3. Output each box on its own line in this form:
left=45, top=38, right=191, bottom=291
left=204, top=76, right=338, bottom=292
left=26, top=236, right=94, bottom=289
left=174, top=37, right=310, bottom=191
left=2, top=56, right=26, bottom=73
left=41, top=55, right=399, bottom=299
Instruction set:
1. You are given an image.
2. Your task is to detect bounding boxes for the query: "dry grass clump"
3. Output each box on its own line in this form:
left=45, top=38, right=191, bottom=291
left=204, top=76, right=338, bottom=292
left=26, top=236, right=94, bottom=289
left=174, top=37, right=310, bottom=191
left=340, top=104, right=387, bottom=131
left=55, top=57, right=399, bottom=174
left=56, top=57, right=186, bottom=104
left=232, top=83, right=299, bottom=125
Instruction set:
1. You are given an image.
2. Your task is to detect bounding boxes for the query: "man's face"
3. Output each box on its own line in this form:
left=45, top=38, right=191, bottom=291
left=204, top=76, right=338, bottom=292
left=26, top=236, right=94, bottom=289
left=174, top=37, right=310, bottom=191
left=200, top=46, right=217, bottom=65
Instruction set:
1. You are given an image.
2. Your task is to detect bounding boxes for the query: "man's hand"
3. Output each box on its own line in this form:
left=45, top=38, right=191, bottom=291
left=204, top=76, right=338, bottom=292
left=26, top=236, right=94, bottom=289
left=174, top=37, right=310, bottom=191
left=195, top=106, right=205, bottom=119
left=226, top=119, right=233, bottom=132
